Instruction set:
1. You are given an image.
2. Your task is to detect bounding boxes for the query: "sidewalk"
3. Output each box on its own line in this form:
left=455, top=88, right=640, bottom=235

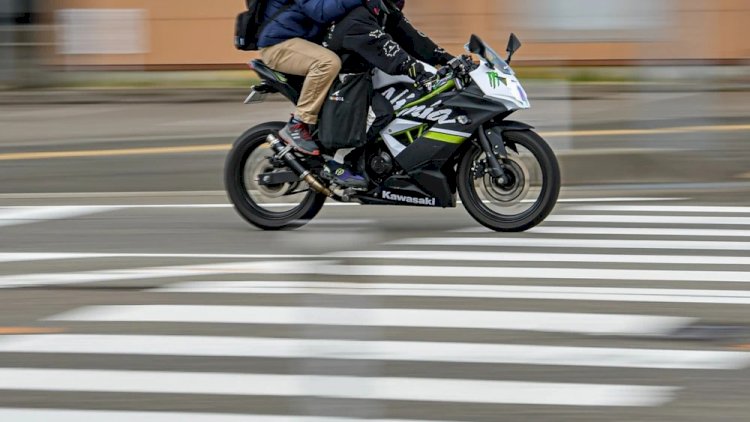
left=2, top=66, right=749, bottom=105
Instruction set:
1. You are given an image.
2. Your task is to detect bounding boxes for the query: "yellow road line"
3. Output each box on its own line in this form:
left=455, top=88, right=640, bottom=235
left=0, top=123, right=748, bottom=161
left=0, top=144, right=231, bottom=161
left=0, top=327, right=66, bottom=335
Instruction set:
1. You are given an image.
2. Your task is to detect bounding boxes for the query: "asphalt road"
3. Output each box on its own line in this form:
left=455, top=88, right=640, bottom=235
left=1, top=90, right=750, bottom=421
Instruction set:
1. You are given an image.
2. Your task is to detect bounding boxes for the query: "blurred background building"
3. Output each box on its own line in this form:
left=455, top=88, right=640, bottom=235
left=0, top=0, right=747, bottom=74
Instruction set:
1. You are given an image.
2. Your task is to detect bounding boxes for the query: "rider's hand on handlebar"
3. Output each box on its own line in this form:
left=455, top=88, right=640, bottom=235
left=407, top=61, right=435, bottom=88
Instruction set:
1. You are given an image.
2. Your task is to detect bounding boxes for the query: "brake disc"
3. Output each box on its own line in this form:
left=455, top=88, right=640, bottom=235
left=481, top=157, right=530, bottom=204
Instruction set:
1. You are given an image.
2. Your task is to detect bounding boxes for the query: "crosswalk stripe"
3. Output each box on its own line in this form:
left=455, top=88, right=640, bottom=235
left=0, top=206, right=111, bottom=228
left=0, top=252, right=313, bottom=264
left=0, top=368, right=676, bottom=407
left=317, top=264, right=750, bottom=283
left=390, top=237, right=750, bottom=251
left=0, top=253, right=106, bottom=263
left=154, top=281, right=750, bottom=305
left=0, top=261, right=324, bottom=289
left=331, top=250, right=750, bottom=265
left=453, top=226, right=750, bottom=237
left=0, top=409, right=455, bottom=422
left=0, top=408, right=450, bottom=422
left=547, top=214, right=750, bottom=225
left=573, top=205, right=750, bottom=213
left=47, top=305, right=694, bottom=336
left=1, top=334, right=746, bottom=370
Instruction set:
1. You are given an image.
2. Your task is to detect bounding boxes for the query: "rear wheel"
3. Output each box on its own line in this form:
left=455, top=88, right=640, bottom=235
left=225, top=122, right=326, bottom=230
left=458, top=129, right=560, bottom=232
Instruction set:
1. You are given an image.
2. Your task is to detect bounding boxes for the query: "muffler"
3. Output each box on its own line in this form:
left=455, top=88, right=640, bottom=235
left=267, top=134, right=334, bottom=197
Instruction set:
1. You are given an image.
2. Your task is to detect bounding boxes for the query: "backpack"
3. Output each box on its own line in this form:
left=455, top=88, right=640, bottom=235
left=234, top=0, right=293, bottom=51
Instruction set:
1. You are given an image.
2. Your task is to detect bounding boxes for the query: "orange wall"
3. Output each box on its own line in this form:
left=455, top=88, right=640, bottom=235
left=48, top=0, right=750, bottom=68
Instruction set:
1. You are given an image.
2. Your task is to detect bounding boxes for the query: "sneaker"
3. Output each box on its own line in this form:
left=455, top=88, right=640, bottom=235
left=278, top=118, right=320, bottom=156
left=324, top=160, right=368, bottom=190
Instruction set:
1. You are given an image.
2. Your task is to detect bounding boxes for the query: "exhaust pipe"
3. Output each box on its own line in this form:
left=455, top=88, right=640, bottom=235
left=267, top=134, right=334, bottom=197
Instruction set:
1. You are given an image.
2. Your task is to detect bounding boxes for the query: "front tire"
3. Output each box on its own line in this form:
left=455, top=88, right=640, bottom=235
left=458, top=129, right=560, bottom=232
left=225, top=122, right=327, bottom=230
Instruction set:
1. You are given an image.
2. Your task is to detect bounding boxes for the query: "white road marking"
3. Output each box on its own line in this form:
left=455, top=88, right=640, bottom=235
left=0, top=252, right=314, bottom=264
left=0, top=191, right=227, bottom=199
left=0, top=253, right=107, bottom=263
left=0, top=261, right=327, bottom=289
left=0, top=368, right=676, bottom=407
left=0, top=206, right=112, bottom=228
left=555, top=197, right=685, bottom=203
left=47, top=305, right=695, bottom=336
left=0, top=409, right=454, bottom=422
left=154, top=281, right=750, bottom=306
left=318, top=264, right=750, bottom=283
left=0, top=192, right=682, bottom=202
left=453, top=226, right=750, bottom=237
left=0, top=204, right=362, bottom=210
left=390, top=237, right=750, bottom=251
left=548, top=214, right=750, bottom=225
left=0, top=204, right=227, bottom=210
left=5, top=249, right=748, bottom=267
left=1, top=334, right=745, bottom=370
left=331, top=250, right=750, bottom=265
left=573, top=205, right=750, bottom=213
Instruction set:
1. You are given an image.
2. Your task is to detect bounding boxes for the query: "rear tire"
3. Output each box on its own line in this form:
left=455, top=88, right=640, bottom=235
left=458, top=129, right=560, bottom=232
left=225, top=122, right=327, bottom=230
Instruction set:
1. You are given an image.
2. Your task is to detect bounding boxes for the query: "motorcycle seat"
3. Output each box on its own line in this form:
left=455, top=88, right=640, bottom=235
left=251, top=60, right=304, bottom=104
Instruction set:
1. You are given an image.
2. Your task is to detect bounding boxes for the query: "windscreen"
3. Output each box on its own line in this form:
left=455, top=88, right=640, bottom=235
left=482, top=42, right=514, bottom=76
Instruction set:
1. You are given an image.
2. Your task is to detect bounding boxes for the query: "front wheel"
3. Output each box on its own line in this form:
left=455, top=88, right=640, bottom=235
left=225, top=122, right=327, bottom=230
left=457, top=129, right=560, bottom=232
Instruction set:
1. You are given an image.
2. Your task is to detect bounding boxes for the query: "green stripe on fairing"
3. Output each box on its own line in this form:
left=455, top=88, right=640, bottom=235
left=397, top=80, right=456, bottom=111
left=423, top=131, right=466, bottom=144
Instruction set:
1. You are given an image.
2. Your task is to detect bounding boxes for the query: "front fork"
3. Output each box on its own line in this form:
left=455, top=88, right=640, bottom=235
left=476, top=124, right=510, bottom=183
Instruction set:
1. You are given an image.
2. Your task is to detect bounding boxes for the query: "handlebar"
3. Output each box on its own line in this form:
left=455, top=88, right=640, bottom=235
left=415, top=55, right=477, bottom=91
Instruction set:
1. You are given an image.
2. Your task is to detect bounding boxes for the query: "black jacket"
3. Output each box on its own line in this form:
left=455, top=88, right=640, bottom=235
left=322, top=5, right=452, bottom=75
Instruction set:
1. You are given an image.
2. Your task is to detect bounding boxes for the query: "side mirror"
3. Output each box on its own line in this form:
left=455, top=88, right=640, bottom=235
left=468, top=34, right=486, bottom=57
left=506, top=33, right=522, bottom=63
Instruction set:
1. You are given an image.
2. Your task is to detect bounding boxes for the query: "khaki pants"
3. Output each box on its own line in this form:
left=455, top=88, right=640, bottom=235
left=260, top=38, right=341, bottom=125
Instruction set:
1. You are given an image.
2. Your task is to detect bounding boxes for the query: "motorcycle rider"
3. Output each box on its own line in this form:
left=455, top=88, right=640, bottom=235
left=257, top=0, right=363, bottom=157
left=320, top=0, right=454, bottom=177
left=325, top=0, right=453, bottom=85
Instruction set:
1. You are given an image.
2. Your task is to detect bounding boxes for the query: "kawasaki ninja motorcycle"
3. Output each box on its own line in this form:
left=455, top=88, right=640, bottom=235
left=225, top=34, right=560, bottom=231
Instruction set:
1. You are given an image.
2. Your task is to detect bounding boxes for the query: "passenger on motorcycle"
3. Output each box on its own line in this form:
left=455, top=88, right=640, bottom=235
left=257, top=0, right=362, bottom=157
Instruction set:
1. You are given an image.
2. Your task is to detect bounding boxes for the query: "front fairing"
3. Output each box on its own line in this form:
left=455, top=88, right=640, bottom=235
left=469, top=60, right=530, bottom=111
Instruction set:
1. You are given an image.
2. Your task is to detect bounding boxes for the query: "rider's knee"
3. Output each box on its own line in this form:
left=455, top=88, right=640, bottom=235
left=316, top=49, right=342, bottom=75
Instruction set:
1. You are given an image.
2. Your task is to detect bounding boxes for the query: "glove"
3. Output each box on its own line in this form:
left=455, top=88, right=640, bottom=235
left=404, top=60, right=434, bottom=86
left=435, top=49, right=455, bottom=66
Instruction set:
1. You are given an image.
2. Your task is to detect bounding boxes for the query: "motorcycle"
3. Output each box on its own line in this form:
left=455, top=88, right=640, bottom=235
left=225, top=33, right=560, bottom=231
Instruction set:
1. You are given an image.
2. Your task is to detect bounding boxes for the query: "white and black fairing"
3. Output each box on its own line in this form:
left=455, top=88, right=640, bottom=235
left=353, top=62, right=522, bottom=208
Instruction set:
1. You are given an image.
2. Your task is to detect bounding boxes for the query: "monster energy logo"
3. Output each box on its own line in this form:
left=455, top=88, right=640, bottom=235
left=487, top=71, right=503, bottom=89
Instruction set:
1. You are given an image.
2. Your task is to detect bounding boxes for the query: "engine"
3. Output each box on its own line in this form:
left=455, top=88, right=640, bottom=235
left=368, top=150, right=394, bottom=179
